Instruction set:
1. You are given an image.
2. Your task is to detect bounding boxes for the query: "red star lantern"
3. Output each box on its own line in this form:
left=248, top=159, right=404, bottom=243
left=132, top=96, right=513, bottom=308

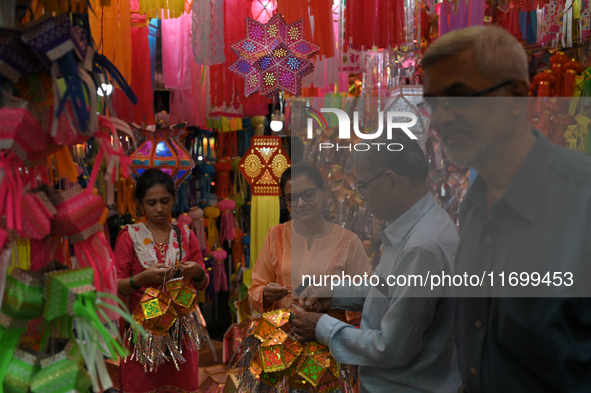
left=239, top=136, right=291, bottom=196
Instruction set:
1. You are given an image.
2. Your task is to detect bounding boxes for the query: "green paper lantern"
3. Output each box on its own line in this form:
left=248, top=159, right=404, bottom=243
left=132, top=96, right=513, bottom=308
left=4, top=349, right=42, bottom=393
left=43, top=268, right=94, bottom=321
left=30, top=345, right=91, bottom=393
left=2, top=269, right=43, bottom=319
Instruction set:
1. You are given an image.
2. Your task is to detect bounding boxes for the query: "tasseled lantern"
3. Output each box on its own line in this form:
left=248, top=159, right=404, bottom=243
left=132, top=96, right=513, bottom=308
left=117, top=177, right=137, bottom=218
left=232, top=228, right=245, bottom=269
left=229, top=194, right=246, bottom=228
left=189, top=207, right=207, bottom=252
left=214, top=158, right=233, bottom=199
left=177, top=213, right=192, bottom=230
left=218, top=199, right=236, bottom=245
left=211, top=249, right=228, bottom=292
left=50, top=185, right=117, bottom=298
left=204, top=206, right=220, bottom=250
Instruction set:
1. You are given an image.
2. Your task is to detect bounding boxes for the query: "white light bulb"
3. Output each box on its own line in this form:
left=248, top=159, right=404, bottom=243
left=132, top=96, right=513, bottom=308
left=270, top=120, right=283, bottom=132
left=97, top=83, right=113, bottom=97
left=197, top=156, right=203, bottom=161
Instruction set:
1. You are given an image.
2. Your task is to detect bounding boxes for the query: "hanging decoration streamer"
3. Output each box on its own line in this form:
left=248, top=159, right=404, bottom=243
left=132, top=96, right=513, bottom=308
left=192, top=0, right=226, bottom=65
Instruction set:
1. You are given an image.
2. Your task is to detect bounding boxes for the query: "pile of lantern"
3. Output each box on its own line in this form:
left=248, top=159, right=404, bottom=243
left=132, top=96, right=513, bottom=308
left=230, top=309, right=354, bottom=392
left=127, top=277, right=208, bottom=372
left=1, top=266, right=139, bottom=393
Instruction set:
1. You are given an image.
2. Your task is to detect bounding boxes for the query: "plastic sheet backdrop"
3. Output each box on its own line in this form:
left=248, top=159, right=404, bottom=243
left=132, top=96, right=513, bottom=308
left=191, top=0, right=226, bottom=65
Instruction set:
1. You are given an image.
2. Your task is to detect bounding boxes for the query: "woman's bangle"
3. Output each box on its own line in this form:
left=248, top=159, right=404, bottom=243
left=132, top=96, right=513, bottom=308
left=193, top=267, right=206, bottom=283
left=129, top=275, right=141, bottom=290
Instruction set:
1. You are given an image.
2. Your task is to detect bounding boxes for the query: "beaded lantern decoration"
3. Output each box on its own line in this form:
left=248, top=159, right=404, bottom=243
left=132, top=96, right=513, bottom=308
left=128, top=127, right=194, bottom=188
left=229, top=14, right=319, bottom=97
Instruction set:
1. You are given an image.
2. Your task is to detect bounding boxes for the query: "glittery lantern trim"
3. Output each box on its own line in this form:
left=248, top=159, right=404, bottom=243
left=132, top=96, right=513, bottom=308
left=0, top=312, right=28, bottom=329
left=68, top=222, right=102, bottom=244
left=39, top=351, right=67, bottom=369
left=9, top=268, right=42, bottom=287
left=124, top=309, right=208, bottom=373
left=66, top=284, right=95, bottom=316
left=50, top=184, right=82, bottom=205
left=12, top=348, right=40, bottom=366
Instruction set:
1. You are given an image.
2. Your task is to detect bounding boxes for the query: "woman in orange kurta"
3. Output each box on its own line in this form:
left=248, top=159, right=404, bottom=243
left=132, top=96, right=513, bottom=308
left=249, top=164, right=370, bottom=318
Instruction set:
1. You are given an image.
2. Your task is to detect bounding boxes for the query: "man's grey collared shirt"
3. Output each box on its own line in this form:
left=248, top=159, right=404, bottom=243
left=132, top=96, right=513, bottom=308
left=316, top=192, right=461, bottom=393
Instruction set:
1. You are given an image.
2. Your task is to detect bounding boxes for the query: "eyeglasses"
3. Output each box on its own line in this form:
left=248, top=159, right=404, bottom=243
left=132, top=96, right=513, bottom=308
left=282, top=187, right=319, bottom=207
left=417, top=79, right=515, bottom=118
left=355, top=172, right=386, bottom=197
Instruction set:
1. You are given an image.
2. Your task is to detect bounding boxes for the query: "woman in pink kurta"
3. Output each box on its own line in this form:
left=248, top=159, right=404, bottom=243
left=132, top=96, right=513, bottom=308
left=115, top=169, right=209, bottom=393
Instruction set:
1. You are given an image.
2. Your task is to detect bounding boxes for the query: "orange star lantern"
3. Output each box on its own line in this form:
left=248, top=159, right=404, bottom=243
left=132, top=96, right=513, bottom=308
left=128, top=127, right=194, bottom=188
left=239, top=136, right=290, bottom=268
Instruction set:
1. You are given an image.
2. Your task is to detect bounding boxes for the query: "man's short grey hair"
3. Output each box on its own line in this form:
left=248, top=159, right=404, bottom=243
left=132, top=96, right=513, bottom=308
left=348, top=130, right=429, bottom=185
left=422, top=25, right=529, bottom=84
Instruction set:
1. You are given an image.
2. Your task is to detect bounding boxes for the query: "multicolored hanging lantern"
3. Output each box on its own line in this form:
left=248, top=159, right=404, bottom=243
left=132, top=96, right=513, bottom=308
left=128, top=127, right=195, bottom=188
left=229, top=14, right=319, bottom=97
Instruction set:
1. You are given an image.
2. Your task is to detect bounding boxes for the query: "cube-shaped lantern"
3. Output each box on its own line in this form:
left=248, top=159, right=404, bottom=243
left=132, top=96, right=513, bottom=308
left=4, top=349, right=41, bottom=393
left=259, top=370, right=285, bottom=388
left=2, top=269, right=44, bottom=319
left=128, top=127, right=194, bottom=188
left=139, top=287, right=164, bottom=320
left=43, top=268, right=94, bottom=321
left=259, top=345, right=286, bottom=372
left=297, top=355, right=326, bottom=387
left=166, top=278, right=196, bottom=311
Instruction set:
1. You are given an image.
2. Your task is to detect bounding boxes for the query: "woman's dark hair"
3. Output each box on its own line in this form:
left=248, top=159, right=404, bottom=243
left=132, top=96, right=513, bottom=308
left=135, top=168, right=176, bottom=202
left=279, top=164, right=324, bottom=195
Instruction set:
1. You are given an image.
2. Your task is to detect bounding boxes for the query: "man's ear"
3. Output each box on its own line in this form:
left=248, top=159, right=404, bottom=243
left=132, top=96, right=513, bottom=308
left=511, top=79, right=530, bottom=97
left=384, top=171, right=400, bottom=194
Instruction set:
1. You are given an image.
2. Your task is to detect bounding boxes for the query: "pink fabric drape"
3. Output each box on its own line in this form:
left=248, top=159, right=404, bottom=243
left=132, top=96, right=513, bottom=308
left=161, top=12, right=207, bottom=126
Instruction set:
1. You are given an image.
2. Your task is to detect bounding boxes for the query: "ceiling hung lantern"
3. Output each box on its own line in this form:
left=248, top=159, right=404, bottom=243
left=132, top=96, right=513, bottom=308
left=128, top=127, right=194, bottom=188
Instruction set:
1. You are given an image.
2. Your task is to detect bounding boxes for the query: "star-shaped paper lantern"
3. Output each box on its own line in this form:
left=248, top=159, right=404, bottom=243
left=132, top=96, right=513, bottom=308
left=229, top=14, right=319, bottom=98
left=253, top=43, right=314, bottom=97
left=239, top=136, right=291, bottom=196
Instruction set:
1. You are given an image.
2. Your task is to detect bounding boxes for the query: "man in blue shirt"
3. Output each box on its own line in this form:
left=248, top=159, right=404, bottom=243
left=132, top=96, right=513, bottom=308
left=422, top=25, right=591, bottom=391
left=292, top=132, right=461, bottom=393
